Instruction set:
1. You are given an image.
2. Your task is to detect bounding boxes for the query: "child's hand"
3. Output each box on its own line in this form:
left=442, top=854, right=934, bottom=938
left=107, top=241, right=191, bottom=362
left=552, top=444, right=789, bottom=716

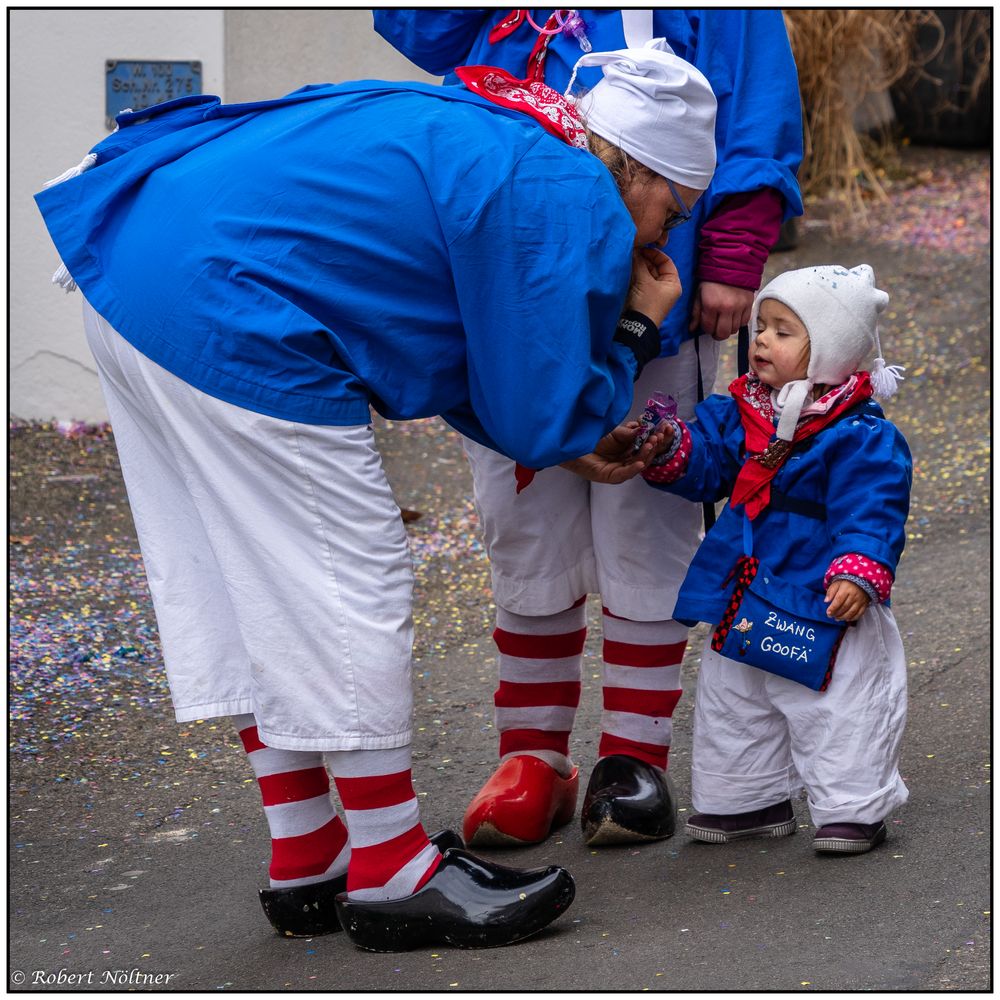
left=561, top=420, right=668, bottom=484
left=824, top=579, right=870, bottom=622
left=651, top=418, right=675, bottom=456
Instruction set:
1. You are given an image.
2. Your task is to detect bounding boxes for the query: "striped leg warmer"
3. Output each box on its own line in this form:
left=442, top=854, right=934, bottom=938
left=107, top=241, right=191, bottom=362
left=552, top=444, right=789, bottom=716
left=328, top=746, right=441, bottom=902
left=492, top=597, right=586, bottom=777
left=599, top=611, right=687, bottom=770
left=234, top=714, right=350, bottom=889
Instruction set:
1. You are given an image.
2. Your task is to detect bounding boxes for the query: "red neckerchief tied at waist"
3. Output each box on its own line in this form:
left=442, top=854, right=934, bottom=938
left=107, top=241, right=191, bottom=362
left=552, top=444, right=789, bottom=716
left=730, top=372, right=874, bottom=520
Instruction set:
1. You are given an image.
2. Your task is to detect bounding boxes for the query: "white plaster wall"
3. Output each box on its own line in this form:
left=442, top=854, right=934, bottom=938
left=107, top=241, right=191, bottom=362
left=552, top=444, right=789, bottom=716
left=10, top=10, right=225, bottom=422
left=10, top=8, right=437, bottom=423
left=224, top=9, right=437, bottom=103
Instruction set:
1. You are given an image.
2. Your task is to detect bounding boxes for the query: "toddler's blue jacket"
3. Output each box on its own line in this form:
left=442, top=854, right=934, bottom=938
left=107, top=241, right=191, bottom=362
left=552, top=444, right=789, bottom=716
left=645, top=394, right=912, bottom=626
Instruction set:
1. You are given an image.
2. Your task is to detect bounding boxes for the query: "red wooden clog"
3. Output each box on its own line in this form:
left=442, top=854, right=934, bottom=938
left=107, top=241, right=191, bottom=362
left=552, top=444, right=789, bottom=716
left=463, top=756, right=579, bottom=847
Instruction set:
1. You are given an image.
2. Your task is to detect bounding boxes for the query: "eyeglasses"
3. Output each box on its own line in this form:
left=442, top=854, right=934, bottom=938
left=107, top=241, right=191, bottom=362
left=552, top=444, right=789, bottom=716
left=663, top=177, right=692, bottom=231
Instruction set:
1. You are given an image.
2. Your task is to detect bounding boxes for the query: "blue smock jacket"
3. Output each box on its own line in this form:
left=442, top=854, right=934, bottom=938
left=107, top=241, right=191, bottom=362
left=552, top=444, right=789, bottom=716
left=34, top=81, right=640, bottom=469
left=374, top=8, right=804, bottom=356
left=645, top=395, right=912, bottom=626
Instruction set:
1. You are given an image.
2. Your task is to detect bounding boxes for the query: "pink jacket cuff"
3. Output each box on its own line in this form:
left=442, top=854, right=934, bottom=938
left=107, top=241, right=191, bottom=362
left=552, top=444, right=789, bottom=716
left=824, top=553, right=894, bottom=603
left=642, top=420, right=692, bottom=484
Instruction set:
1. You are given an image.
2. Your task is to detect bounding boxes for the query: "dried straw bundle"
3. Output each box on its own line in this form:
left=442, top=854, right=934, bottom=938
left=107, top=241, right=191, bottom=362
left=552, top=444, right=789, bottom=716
left=783, top=9, right=937, bottom=219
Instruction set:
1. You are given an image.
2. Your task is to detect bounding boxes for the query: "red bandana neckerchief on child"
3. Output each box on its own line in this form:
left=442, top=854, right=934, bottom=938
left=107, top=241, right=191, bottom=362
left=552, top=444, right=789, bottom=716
left=730, top=372, right=874, bottom=520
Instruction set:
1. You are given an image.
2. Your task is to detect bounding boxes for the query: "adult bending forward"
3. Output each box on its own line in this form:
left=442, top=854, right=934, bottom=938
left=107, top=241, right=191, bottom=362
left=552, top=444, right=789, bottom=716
left=34, top=44, right=713, bottom=950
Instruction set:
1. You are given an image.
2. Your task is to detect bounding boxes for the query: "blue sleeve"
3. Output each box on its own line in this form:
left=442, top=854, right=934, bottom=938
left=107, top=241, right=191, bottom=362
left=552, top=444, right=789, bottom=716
left=647, top=394, right=744, bottom=503
left=645, top=9, right=804, bottom=352
left=373, top=9, right=494, bottom=77
left=445, top=140, right=638, bottom=468
left=688, top=9, right=804, bottom=221
left=825, top=417, right=912, bottom=572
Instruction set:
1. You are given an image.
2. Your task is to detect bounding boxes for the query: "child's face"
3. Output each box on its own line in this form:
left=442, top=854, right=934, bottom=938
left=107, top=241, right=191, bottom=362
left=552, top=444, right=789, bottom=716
left=751, top=298, right=810, bottom=390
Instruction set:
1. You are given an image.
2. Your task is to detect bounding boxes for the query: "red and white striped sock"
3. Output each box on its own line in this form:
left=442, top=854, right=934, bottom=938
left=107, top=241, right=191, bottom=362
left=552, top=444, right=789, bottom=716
left=328, top=746, right=441, bottom=902
left=492, top=598, right=587, bottom=777
left=599, top=612, right=687, bottom=770
left=234, top=714, right=351, bottom=889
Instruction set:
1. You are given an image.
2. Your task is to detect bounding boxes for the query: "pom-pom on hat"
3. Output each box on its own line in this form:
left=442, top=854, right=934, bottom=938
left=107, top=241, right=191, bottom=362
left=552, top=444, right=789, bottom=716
left=566, top=38, right=717, bottom=190
left=750, top=264, right=904, bottom=441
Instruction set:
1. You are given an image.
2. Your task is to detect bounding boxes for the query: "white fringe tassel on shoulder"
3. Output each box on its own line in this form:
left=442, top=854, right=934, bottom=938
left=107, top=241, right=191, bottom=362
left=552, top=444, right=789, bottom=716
left=43, top=152, right=98, bottom=292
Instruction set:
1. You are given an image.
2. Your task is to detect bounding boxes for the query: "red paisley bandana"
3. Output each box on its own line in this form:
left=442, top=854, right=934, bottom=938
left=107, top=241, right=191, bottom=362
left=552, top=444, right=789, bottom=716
left=730, top=372, right=874, bottom=519
left=454, top=65, right=588, bottom=149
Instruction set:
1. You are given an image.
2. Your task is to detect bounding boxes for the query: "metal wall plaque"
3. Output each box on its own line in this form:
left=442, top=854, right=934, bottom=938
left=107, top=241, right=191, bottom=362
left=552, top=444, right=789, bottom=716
left=105, top=60, right=202, bottom=130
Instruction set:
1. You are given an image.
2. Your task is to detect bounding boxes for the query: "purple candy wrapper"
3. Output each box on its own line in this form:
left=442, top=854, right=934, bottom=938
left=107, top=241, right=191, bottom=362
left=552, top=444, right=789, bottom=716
left=633, top=391, right=678, bottom=452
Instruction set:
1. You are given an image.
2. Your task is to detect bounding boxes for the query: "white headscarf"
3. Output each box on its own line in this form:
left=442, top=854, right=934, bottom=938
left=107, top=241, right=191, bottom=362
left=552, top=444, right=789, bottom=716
left=567, top=38, right=718, bottom=189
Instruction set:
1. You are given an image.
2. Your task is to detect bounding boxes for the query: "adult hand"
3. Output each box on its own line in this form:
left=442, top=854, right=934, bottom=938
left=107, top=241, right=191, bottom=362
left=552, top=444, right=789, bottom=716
left=561, top=420, right=667, bottom=484
left=824, top=579, right=870, bottom=622
left=625, top=248, right=682, bottom=328
left=689, top=281, right=754, bottom=340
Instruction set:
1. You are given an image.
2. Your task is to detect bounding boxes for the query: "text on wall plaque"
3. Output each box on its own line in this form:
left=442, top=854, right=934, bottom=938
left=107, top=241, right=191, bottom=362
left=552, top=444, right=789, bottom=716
left=105, top=60, right=202, bottom=130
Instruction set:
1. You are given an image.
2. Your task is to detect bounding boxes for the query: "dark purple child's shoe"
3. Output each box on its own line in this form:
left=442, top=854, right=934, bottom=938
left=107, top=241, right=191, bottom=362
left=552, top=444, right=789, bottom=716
left=813, top=820, right=887, bottom=854
left=686, top=799, right=796, bottom=843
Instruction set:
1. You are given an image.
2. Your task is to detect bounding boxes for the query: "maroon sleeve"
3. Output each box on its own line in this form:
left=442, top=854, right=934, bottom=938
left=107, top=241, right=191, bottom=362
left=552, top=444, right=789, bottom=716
left=696, top=188, right=784, bottom=291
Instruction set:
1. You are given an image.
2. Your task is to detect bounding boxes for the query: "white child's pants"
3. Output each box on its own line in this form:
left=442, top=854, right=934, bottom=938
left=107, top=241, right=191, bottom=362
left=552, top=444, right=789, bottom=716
left=692, top=603, right=909, bottom=826
left=83, top=302, right=415, bottom=752
left=463, top=337, right=722, bottom=620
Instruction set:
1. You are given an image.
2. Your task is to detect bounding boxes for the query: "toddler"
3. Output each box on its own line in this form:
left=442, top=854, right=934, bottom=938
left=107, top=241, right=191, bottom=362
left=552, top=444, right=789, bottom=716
left=643, top=264, right=910, bottom=854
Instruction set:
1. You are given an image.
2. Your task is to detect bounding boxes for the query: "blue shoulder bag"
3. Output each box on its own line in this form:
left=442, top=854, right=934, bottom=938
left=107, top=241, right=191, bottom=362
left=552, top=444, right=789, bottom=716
left=711, top=512, right=849, bottom=692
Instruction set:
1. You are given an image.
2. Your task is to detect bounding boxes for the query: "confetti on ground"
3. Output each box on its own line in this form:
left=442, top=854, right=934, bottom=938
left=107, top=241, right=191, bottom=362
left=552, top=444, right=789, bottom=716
left=9, top=422, right=173, bottom=759
left=864, top=154, right=990, bottom=256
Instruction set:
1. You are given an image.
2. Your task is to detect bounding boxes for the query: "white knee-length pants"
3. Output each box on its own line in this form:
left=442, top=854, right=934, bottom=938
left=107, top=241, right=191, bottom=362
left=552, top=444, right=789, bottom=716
left=83, top=303, right=414, bottom=751
left=692, top=603, right=909, bottom=826
left=464, top=337, right=722, bottom=620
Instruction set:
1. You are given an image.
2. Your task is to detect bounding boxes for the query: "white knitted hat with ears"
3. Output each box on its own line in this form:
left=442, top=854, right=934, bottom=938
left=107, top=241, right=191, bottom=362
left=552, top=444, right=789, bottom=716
left=749, top=264, right=904, bottom=441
